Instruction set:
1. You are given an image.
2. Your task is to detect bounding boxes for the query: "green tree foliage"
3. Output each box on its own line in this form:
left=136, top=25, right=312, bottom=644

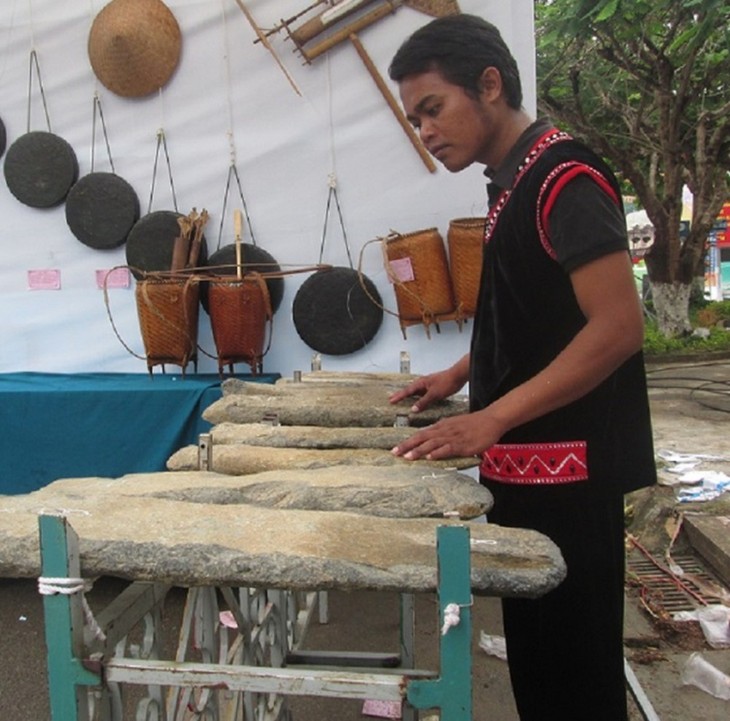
left=535, top=0, right=730, bottom=335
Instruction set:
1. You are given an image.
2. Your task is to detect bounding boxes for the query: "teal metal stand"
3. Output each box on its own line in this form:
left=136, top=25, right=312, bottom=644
left=406, top=524, right=472, bottom=718
left=39, top=515, right=475, bottom=721
left=39, top=514, right=101, bottom=721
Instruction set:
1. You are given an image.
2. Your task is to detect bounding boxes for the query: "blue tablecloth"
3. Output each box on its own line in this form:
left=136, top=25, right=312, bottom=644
left=0, top=372, right=279, bottom=495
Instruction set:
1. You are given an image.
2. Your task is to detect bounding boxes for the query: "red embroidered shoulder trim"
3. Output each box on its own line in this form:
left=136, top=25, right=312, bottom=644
left=483, top=128, right=571, bottom=245
left=480, top=441, right=588, bottom=484
left=537, top=162, right=620, bottom=259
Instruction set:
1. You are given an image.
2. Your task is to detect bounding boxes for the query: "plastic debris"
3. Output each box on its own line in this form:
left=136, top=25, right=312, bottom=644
left=219, top=610, right=238, bottom=629
left=680, top=652, right=730, bottom=700
left=656, top=449, right=730, bottom=501
left=673, top=605, right=730, bottom=649
left=479, top=631, right=508, bottom=661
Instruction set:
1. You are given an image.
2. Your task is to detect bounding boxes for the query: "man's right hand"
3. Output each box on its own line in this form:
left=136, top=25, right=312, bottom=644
left=388, top=355, right=469, bottom=413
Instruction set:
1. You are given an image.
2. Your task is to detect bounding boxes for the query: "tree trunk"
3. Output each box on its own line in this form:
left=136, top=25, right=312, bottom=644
left=650, top=281, right=693, bottom=337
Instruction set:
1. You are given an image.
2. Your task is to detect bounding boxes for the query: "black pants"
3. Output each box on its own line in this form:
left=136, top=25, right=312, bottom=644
left=484, top=478, right=627, bottom=721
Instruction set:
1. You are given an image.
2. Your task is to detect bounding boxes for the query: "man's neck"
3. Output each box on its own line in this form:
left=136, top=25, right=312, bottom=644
left=488, top=109, right=534, bottom=170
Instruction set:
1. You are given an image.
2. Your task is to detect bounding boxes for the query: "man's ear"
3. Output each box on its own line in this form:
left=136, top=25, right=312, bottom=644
left=478, top=67, right=503, bottom=101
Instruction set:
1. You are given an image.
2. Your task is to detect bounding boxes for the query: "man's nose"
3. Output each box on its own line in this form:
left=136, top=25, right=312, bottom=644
left=419, top=119, right=435, bottom=144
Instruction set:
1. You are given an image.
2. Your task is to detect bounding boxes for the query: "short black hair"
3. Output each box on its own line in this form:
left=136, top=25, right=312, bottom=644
left=388, top=14, right=523, bottom=110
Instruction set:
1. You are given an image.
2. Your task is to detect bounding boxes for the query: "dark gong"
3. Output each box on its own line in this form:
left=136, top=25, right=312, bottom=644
left=4, top=131, right=79, bottom=208
left=126, top=210, right=208, bottom=279
left=200, top=243, right=284, bottom=315
left=65, top=171, right=140, bottom=249
left=292, top=266, right=383, bottom=356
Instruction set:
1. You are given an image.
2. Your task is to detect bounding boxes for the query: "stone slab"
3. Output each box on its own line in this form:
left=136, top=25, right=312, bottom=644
left=167, top=432, right=478, bottom=474
left=100, top=466, right=491, bottom=518
left=272, top=371, right=419, bottom=386
left=206, top=382, right=468, bottom=427
left=0, top=469, right=565, bottom=597
left=193, top=422, right=433, bottom=449
left=682, top=514, right=730, bottom=587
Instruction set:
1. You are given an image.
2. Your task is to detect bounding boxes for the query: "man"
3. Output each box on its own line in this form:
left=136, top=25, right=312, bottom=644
left=388, top=14, right=656, bottom=721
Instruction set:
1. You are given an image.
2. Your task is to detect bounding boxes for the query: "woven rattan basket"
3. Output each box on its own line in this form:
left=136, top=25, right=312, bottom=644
left=208, top=273, right=272, bottom=375
left=135, top=275, right=199, bottom=374
left=447, top=217, right=485, bottom=321
left=384, top=227, right=456, bottom=337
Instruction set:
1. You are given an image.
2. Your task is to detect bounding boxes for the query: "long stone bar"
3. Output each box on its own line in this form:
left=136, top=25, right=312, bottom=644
left=205, top=379, right=469, bottom=427
left=167, top=427, right=479, bottom=473
left=0, top=468, right=565, bottom=597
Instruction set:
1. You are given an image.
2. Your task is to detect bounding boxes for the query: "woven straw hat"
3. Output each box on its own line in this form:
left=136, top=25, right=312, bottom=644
left=88, top=0, right=182, bottom=98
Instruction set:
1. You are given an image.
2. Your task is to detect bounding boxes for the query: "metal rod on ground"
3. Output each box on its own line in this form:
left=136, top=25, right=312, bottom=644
left=625, top=657, right=662, bottom=721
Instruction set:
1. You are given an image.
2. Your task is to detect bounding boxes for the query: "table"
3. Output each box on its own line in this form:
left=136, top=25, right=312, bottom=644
left=0, top=372, right=279, bottom=494
left=38, top=514, right=563, bottom=721
left=8, top=465, right=563, bottom=720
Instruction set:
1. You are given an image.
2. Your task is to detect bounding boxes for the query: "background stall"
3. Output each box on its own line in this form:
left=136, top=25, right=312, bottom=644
left=0, top=0, right=536, bottom=491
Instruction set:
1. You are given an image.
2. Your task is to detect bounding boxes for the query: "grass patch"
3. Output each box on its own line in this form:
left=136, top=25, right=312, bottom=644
left=643, top=299, right=730, bottom=356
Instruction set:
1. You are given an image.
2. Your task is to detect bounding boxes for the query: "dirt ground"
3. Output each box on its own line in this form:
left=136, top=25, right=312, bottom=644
left=621, top=360, right=730, bottom=721
left=1, top=359, right=729, bottom=720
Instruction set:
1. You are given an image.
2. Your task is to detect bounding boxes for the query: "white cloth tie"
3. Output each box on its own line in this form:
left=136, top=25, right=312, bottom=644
left=441, top=602, right=462, bottom=635
left=38, top=577, right=106, bottom=642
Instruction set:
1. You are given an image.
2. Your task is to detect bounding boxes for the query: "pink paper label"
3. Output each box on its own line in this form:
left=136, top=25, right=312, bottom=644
left=27, top=269, right=61, bottom=290
left=388, top=257, right=414, bottom=283
left=362, top=699, right=402, bottom=719
left=97, top=267, right=130, bottom=289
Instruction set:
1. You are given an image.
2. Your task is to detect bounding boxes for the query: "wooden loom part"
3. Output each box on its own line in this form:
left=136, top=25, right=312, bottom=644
left=232, top=0, right=302, bottom=95
left=296, top=2, right=439, bottom=173
left=349, top=33, right=436, bottom=173
left=273, top=0, right=459, bottom=50
left=403, top=0, right=460, bottom=17
left=300, top=1, right=400, bottom=62
left=243, top=0, right=460, bottom=172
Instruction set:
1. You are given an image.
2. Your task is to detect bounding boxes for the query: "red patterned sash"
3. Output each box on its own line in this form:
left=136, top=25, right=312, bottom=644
left=480, top=441, right=588, bottom=484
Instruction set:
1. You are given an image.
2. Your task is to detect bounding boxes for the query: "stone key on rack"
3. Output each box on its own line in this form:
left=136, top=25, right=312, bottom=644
left=202, top=377, right=469, bottom=427
left=0, top=468, right=564, bottom=597
left=166, top=422, right=479, bottom=473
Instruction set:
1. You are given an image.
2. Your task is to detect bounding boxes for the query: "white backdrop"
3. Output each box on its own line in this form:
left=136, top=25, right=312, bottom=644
left=0, top=0, right=535, bottom=378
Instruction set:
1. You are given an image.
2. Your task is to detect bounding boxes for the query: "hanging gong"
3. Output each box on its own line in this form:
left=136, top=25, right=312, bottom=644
left=3, top=131, right=78, bottom=208
left=292, top=266, right=383, bottom=356
left=65, top=171, right=140, bottom=249
left=200, top=243, right=284, bottom=315
left=126, top=210, right=208, bottom=279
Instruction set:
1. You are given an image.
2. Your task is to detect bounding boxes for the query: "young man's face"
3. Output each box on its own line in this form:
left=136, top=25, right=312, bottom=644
left=400, top=69, right=495, bottom=172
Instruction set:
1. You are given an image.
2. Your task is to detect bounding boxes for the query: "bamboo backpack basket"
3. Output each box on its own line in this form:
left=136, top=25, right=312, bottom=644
left=383, top=227, right=456, bottom=337
left=134, top=272, right=200, bottom=375
left=207, top=271, right=273, bottom=376
left=447, top=217, right=485, bottom=322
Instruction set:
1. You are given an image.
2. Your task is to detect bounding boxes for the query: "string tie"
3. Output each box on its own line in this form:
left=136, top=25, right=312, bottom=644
left=38, top=577, right=107, bottom=642
left=38, top=576, right=91, bottom=596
